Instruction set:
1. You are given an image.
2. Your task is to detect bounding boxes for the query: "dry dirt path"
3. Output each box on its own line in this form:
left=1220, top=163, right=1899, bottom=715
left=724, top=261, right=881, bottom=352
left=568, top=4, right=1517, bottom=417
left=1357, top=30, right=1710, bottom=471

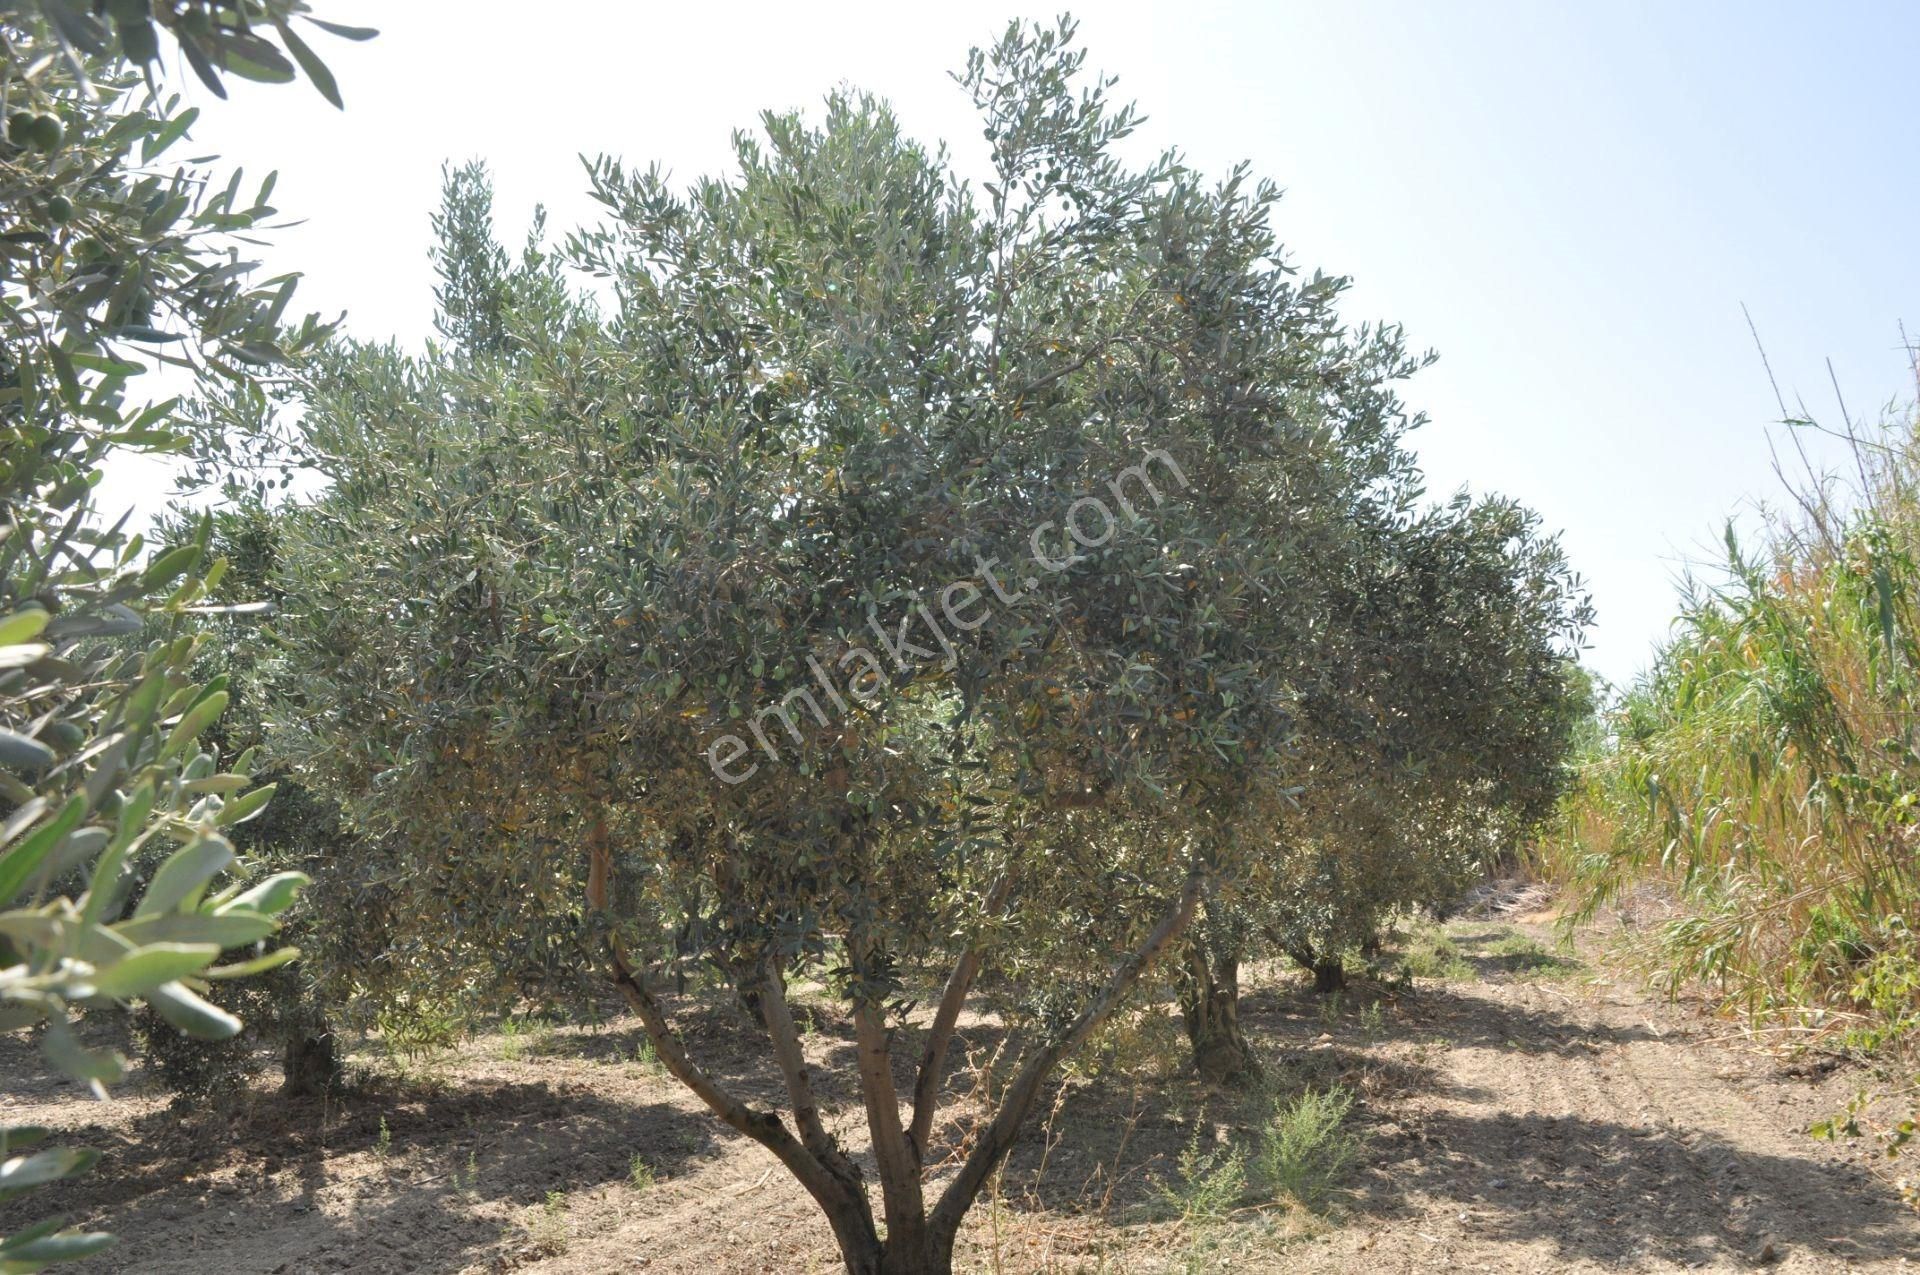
left=1283, top=919, right=1920, bottom=1274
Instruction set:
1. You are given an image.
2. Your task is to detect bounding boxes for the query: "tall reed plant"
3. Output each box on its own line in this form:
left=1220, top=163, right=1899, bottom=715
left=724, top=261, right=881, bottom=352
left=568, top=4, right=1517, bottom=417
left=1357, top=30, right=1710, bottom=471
left=1550, top=397, right=1920, bottom=1050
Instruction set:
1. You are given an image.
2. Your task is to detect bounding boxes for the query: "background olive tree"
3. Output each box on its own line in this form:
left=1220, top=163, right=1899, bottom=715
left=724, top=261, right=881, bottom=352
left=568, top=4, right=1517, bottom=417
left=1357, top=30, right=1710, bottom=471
left=1176, top=492, right=1590, bottom=1079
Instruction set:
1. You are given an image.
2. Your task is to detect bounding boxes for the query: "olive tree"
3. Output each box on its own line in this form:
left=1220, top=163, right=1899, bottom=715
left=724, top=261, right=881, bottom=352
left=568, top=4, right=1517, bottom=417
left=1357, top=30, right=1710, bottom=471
left=268, top=20, right=1426, bottom=1274
left=0, top=6, right=366, bottom=1267
left=116, top=501, right=362, bottom=1102
left=1177, top=492, right=1591, bottom=1080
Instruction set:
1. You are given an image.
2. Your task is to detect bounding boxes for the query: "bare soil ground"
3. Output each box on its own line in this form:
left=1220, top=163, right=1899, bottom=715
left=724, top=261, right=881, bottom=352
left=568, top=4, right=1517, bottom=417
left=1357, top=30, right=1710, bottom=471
left=4, top=914, right=1917, bottom=1273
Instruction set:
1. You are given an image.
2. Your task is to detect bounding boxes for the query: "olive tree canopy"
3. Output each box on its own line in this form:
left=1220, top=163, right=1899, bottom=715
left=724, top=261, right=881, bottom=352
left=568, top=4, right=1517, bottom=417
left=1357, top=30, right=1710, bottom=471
left=269, top=19, right=1444, bottom=1274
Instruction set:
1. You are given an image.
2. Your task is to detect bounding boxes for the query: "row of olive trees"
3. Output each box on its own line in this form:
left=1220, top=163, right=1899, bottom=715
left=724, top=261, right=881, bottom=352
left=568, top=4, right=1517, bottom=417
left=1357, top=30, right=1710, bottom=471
left=0, top=4, right=371, bottom=1269
left=177, top=20, right=1589, bottom=1275
left=1175, top=492, right=1590, bottom=1079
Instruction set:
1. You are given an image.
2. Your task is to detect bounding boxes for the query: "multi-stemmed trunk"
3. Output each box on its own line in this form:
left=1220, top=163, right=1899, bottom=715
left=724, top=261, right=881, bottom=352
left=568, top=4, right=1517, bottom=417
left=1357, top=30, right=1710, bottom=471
left=1178, top=935, right=1257, bottom=1084
left=586, top=817, right=1205, bottom=1275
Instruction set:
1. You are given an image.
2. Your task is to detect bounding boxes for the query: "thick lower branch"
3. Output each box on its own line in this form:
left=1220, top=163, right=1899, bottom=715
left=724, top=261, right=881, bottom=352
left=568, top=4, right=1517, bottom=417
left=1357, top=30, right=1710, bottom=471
left=604, top=956, right=880, bottom=1262
left=585, top=817, right=871, bottom=1245
left=1286, top=942, right=1346, bottom=994
left=853, top=998, right=930, bottom=1254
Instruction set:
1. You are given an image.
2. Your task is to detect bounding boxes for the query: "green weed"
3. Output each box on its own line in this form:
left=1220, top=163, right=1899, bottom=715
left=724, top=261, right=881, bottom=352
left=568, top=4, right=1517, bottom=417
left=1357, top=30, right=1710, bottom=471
left=1254, top=1087, right=1362, bottom=1210
left=1397, top=926, right=1473, bottom=982
left=530, top=1189, right=568, bottom=1256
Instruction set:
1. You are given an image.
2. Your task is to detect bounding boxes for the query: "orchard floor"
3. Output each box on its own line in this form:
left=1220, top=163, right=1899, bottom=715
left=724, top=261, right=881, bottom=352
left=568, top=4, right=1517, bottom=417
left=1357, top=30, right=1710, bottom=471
left=6, top=910, right=1920, bottom=1274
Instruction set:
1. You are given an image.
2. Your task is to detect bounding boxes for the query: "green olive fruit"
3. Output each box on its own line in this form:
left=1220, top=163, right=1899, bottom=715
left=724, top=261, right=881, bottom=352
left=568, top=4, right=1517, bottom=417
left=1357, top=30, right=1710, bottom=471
left=45, top=194, right=73, bottom=223
left=26, top=114, right=63, bottom=151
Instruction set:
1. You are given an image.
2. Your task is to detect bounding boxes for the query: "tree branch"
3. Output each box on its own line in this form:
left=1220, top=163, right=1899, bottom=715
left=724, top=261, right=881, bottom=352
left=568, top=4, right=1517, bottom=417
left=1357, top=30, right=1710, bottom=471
left=908, top=873, right=1012, bottom=1163
left=929, top=868, right=1206, bottom=1242
left=584, top=817, right=871, bottom=1240
left=853, top=996, right=929, bottom=1251
left=758, top=961, right=863, bottom=1190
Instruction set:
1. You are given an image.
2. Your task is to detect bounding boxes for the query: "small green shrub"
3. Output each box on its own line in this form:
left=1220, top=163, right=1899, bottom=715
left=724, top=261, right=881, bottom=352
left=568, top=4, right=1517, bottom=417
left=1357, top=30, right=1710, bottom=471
left=531, top=1189, right=569, bottom=1255
left=1357, top=1000, right=1386, bottom=1042
left=1843, top=937, right=1920, bottom=1053
left=630, top=1154, right=656, bottom=1192
left=1254, top=1087, right=1361, bottom=1210
left=1160, top=1129, right=1249, bottom=1271
left=1397, top=927, right=1473, bottom=982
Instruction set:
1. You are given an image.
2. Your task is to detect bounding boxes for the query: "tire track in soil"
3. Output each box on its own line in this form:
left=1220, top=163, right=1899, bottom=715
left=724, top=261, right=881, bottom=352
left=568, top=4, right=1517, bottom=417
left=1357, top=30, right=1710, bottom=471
left=1291, top=923, right=1920, bottom=1274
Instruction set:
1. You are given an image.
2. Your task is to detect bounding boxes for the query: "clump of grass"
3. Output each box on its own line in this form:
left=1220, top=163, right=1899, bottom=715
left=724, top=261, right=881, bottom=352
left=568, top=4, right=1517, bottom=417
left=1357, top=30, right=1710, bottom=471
left=496, top=1014, right=536, bottom=1061
left=1397, top=925, right=1473, bottom=982
left=633, top=1037, right=667, bottom=1076
left=496, top=1016, right=522, bottom=1059
left=456, top=1147, right=480, bottom=1197
left=629, top=1153, right=655, bottom=1192
left=529, top=1189, right=569, bottom=1256
left=373, top=1115, right=392, bottom=1160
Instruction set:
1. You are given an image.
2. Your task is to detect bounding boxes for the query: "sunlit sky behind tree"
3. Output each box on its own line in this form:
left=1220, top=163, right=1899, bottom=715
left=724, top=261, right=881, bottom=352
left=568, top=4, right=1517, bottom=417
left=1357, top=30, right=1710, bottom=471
left=126, top=0, right=1920, bottom=687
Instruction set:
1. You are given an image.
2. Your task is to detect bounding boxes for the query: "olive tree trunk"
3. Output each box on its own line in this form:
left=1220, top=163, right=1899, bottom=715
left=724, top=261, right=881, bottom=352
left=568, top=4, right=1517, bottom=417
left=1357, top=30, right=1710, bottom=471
left=280, top=1029, right=340, bottom=1097
left=1287, top=943, right=1347, bottom=994
left=1178, top=936, right=1257, bottom=1083
left=590, top=820, right=1205, bottom=1275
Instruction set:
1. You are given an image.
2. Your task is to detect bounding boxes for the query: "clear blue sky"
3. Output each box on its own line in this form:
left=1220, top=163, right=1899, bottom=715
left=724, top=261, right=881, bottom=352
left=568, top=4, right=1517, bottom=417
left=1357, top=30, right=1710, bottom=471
left=145, top=1, right=1920, bottom=686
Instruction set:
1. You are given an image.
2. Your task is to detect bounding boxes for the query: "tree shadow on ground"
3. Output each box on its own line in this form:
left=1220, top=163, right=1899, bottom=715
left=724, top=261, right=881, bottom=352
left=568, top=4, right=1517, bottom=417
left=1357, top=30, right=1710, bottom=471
left=1241, top=973, right=1661, bottom=1056
left=9, top=1076, right=722, bottom=1275
left=1348, top=1108, right=1917, bottom=1267
left=1463, top=948, right=1583, bottom=979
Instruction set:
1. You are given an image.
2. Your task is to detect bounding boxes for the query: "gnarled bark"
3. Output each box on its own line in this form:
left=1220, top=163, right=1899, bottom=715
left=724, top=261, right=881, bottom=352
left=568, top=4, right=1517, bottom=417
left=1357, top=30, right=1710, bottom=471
left=280, top=1029, right=340, bottom=1097
left=1287, top=943, right=1347, bottom=994
left=1178, top=936, right=1257, bottom=1083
